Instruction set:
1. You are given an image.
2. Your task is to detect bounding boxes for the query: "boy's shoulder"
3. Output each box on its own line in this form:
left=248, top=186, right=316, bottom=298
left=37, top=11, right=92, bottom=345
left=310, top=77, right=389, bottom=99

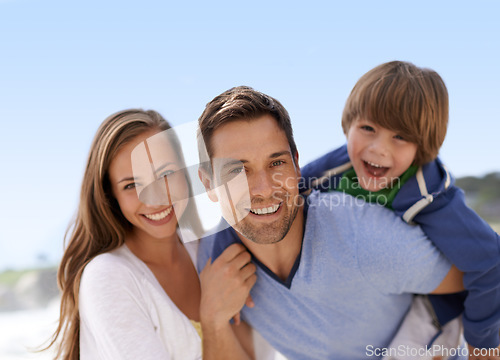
left=393, top=157, right=455, bottom=219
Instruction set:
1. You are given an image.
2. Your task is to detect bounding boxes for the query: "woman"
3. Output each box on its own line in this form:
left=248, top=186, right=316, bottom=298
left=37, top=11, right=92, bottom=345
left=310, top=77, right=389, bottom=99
left=47, top=109, right=257, bottom=359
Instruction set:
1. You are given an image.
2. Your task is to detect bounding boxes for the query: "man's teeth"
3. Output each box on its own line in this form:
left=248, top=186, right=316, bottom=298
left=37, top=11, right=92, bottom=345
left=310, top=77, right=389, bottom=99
left=250, top=204, right=280, bottom=215
left=366, top=161, right=385, bottom=168
left=144, top=207, right=172, bottom=221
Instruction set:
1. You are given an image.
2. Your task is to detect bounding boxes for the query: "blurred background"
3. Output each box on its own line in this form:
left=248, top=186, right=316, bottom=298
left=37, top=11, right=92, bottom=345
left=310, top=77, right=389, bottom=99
left=1, top=0, right=499, bottom=359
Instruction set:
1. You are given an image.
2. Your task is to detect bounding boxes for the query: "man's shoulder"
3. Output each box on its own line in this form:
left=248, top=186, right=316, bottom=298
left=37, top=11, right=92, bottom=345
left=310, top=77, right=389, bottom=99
left=198, top=223, right=240, bottom=270
left=200, top=223, right=237, bottom=249
left=307, top=190, right=395, bottom=218
left=306, top=190, right=425, bottom=238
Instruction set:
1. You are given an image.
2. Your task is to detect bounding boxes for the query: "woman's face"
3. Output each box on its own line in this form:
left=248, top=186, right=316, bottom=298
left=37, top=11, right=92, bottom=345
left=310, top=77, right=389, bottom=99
left=108, top=129, right=189, bottom=241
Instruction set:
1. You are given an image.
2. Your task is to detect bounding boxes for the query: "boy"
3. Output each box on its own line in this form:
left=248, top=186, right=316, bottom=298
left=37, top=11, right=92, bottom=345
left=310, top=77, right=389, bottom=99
left=300, top=61, right=500, bottom=354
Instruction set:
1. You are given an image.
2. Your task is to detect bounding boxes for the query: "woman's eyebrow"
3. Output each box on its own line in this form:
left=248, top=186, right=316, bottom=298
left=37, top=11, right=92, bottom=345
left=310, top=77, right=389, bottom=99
left=118, top=176, right=137, bottom=184
left=118, top=163, right=176, bottom=184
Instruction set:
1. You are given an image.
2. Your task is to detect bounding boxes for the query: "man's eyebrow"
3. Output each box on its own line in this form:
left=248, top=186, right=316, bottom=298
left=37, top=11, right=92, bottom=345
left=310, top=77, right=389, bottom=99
left=220, top=159, right=248, bottom=170
left=216, top=151, right=291, bottom=169
left=269, top=150, right=292, bottom=159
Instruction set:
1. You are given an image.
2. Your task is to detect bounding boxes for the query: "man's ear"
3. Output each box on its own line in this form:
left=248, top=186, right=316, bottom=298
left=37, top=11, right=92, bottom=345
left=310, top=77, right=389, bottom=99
left=198, top=167, right=218, bottom=202
left=294, top=151, right=301, bottom=178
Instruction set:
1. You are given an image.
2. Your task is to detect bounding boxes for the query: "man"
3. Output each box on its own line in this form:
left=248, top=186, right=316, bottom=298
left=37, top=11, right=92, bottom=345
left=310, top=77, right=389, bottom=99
left=197, top=86, right=465, bottom=360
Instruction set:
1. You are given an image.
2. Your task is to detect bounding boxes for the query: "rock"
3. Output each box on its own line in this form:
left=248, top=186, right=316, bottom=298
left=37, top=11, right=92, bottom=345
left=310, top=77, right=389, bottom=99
left=0, top=268, right=60, bottom=311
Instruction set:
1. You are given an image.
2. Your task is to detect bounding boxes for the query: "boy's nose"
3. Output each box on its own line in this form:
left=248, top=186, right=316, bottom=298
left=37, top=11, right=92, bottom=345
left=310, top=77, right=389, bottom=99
left=369, top=136, right=390, bottom=157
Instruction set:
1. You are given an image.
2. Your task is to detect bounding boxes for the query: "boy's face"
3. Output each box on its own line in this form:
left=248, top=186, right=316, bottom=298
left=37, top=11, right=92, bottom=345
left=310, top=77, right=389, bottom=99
left=346, top=118, right=417, bottom=192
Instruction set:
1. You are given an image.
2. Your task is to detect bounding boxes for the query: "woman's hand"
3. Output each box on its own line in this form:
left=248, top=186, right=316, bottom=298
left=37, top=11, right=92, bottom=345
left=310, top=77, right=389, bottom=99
left=200, top=243, right=257, bottom=329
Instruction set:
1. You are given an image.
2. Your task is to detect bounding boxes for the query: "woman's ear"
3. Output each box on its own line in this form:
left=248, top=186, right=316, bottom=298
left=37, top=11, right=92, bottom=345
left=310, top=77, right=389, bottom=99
left=198, top=167, right=218, bottom=202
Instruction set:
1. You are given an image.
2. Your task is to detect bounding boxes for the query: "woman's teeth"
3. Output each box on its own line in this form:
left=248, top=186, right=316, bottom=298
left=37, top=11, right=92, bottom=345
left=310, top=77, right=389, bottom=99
left=144, top=207, right=172, bottom=221
left=250, top=204, right=280, bottom=215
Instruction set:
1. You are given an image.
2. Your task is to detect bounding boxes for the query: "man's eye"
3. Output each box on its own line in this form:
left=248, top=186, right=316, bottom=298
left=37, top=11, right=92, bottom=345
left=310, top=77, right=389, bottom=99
left=230, top=167, right=244, bottom=175
left=271, top=160, right=284, bottom=167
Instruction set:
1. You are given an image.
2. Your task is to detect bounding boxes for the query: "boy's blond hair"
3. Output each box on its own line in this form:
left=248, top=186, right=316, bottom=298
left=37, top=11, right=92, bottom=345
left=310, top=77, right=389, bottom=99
left=341, top=61, right=449, bottom=166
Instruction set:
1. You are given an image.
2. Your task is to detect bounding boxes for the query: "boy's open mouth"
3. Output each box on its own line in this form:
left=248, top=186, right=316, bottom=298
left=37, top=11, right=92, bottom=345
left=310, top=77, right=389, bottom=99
left=363, top=160, right=389, bottom=177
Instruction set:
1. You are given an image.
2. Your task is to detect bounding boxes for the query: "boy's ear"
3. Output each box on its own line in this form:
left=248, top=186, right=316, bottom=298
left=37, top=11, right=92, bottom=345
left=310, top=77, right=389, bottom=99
left=198, top=167, right=218, bottom=202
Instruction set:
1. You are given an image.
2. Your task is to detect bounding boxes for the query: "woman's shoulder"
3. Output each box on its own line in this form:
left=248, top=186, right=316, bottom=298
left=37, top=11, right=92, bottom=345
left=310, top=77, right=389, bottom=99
left=81, top=245, right=145, bottom=288
left=84, top=245, right=131, bottom=270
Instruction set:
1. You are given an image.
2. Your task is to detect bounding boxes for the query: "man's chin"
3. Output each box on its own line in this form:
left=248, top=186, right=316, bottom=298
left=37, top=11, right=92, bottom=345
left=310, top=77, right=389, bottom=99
left=233, top=221, right=288, bottom=245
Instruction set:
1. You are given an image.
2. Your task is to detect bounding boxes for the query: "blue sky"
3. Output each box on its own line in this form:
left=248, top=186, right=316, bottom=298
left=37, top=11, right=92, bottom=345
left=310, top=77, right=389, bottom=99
left=1, top=0, right=499, bottom=271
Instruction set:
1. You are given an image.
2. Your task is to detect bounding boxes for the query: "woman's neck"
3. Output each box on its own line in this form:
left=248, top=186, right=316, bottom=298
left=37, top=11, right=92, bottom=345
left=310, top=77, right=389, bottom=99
left=125, top=229, right=183, bottom=267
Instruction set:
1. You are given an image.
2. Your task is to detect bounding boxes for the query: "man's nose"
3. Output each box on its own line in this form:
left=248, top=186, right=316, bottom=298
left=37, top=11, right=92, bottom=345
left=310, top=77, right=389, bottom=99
left=248, top=169, right=275, bottom=199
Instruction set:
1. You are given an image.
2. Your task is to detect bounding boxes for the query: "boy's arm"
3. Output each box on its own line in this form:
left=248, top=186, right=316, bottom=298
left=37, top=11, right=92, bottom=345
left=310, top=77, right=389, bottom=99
left=430, top=264, right=464, bottom=294
left=299, top=144, right=349, bottom=192
left=412, top=185, right=500, bottom=349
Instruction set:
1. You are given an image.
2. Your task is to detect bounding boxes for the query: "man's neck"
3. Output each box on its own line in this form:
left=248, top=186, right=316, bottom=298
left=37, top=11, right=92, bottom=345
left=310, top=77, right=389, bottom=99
left=237, top=206, right=305, bottom=282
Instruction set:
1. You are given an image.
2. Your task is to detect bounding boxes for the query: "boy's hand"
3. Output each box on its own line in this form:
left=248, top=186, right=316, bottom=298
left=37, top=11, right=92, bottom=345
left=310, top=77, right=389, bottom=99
left=467, top=344, right=500, bottom=360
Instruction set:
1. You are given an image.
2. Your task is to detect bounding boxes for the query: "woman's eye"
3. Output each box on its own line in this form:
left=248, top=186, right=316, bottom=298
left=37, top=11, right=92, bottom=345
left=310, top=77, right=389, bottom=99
left=124, top=183, right=137, bottom=190
left=159, top=170, right=175, bottom=178
left=394, top=134, right=406, bottom=141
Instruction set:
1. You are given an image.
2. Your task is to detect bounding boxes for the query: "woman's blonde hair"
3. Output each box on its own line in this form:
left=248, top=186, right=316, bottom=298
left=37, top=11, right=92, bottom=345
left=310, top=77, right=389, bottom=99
left=342, top=61, right=449, bottom=166
left=47, top=109, right=203, bottom=359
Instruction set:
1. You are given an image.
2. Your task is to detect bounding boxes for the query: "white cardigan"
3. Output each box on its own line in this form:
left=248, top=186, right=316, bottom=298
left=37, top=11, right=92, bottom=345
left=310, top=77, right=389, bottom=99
left=79, top=240, right=202, bottom=360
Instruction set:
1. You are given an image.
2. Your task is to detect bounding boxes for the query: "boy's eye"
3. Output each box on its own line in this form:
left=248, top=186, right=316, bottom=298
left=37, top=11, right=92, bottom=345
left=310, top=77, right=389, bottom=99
left=394, top=134, right=406, bottom=141
left=271, top=160, right=284, bottom=167
left=360, top=125, right=375, bottom=132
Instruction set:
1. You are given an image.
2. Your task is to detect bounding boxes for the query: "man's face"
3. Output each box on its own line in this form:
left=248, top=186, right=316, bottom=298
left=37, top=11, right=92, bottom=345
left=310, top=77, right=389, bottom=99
left=207, top=115, right=302, bottom=244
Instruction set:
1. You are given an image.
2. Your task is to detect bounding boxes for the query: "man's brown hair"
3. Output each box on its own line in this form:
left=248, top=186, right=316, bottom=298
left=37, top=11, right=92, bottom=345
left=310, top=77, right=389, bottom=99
left=198, top=86, right=297, bottom=166
left=342, top=61, right=449, bottom=166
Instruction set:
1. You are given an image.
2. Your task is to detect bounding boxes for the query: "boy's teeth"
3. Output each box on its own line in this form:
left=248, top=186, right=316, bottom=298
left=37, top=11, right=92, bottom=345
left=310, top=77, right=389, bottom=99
left=144, top=207, right=172, bottom=221
left=367, top=161, right=384, bottom=168
left=250, top=204, right=280, bottom=215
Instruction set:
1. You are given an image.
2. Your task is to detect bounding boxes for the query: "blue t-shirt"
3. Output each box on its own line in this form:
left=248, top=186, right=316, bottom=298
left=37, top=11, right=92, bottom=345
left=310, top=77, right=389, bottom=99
left=198, top=191, right=451, bottom=360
